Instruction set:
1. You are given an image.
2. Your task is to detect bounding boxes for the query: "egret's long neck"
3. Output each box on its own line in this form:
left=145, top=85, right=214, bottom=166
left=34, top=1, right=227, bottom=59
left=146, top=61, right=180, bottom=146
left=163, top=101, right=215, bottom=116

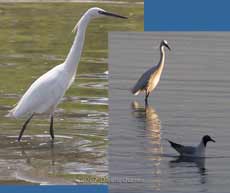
left=158, top=45, right=166, bottom=68
left=64, top=15, right=91, bottom=75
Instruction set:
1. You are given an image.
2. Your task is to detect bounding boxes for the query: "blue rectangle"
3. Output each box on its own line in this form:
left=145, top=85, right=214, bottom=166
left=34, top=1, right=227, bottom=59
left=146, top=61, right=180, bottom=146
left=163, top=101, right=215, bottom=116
left=0, top=185, right=108, bottom=193
left=144, top=0, right=230, bottom=31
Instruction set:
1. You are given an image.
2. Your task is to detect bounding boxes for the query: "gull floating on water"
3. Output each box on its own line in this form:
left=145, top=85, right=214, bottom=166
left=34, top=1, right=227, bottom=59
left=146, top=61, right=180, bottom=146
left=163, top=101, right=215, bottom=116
left=168, top=135, right=215, bottom=157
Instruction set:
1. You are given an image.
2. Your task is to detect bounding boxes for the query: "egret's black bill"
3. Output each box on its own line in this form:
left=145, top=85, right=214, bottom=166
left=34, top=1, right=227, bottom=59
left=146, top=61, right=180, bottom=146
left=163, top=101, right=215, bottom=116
left=211, top=139, right=216, bottom=143
left=165, top=44, right=171, bottom=51
left=99, top=11, right=128, bottom=19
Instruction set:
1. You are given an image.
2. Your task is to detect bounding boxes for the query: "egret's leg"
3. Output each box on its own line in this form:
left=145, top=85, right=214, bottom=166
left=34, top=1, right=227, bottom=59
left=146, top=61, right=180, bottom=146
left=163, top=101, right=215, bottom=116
left=49, top=115, right=54, bottom=140
left=144, top=100, right=149, bottom=109
left=145, top=92, right=149, bottom=105
left=18, top=114, right=34, bottom=142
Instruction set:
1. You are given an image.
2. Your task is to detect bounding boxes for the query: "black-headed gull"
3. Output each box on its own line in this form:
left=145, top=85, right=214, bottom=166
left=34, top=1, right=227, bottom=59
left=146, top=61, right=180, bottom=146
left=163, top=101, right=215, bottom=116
left=168, top=135, right=215, bottom=157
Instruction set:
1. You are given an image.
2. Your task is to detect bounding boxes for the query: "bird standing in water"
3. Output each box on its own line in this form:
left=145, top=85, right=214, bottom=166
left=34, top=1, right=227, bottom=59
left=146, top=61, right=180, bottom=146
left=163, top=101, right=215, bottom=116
left=6, top=7, right=127, bottom=141
left=131, top=40, right=171, bottom=105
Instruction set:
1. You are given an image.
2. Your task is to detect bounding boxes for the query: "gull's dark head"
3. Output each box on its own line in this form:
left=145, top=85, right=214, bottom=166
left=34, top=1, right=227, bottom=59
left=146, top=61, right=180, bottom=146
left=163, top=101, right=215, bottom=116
left=160, top=40, right=171, bottom=51
left=88, top=7, right=128, bottom=19
left=202, top=135, right=215, bottom=147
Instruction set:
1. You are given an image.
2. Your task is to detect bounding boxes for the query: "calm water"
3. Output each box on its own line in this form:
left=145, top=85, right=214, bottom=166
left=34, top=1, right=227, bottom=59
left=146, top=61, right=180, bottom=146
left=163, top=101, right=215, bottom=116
left=0, top=3, right=143, bottom=184
left=109, top=32, right=230, bottom=192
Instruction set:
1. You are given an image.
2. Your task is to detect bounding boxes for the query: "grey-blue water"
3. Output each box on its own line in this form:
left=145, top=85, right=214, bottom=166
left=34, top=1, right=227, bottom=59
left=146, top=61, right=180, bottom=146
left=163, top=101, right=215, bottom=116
left=109, top=32, right=230, bottom=193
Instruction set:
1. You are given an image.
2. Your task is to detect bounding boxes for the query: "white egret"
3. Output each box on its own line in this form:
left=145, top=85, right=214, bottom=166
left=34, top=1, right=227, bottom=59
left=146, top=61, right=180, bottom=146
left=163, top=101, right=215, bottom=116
left=168, top=135, right=215, bottom=157
left=6, top=7, right=127, bottom=142
left=131, top=40, right=171, bottom=104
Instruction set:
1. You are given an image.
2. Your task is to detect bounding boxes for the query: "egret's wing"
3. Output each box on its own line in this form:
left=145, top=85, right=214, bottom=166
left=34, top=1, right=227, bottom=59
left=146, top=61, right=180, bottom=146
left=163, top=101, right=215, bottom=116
left=10, top=65, right=69, bottom=118
left=131, top=65, right=157, bottom=95
left=168, top=140, right=196, bottom=155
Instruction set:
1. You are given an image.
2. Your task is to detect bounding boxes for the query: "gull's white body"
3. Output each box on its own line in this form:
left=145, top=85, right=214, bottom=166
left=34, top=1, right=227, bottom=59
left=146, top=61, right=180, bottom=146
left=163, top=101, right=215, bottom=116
left=6, top=8, right=102, bottom=119
left=168, top=139, right=207, bottom=158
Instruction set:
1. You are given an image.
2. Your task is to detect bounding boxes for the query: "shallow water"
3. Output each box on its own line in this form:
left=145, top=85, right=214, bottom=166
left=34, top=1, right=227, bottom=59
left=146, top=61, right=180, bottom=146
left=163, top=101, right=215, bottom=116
left=0, top=3, right=143, bottom=184
left=109, top=32, right=230, bottom=192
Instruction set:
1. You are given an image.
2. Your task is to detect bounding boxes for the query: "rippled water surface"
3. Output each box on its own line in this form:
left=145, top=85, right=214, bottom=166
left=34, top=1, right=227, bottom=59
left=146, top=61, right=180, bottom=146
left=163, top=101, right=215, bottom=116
left=0, top=3, right=143, bottom=184
left=109, top=32, right=230, bottom=192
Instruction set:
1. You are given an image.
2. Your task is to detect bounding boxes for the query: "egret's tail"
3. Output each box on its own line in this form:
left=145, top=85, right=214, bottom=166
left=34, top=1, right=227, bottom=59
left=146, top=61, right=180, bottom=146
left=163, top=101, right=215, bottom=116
left=5, top=112, right=12, bottom=118
left=131, top=87, right=140, bottom=96
left=5, top=108, right=15, bottom=118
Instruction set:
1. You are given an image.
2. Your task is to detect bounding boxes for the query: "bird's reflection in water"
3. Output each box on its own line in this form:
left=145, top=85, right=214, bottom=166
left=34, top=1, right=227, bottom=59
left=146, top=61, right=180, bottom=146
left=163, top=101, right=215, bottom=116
left=131, top=101, right=162, bottom=190
left=16, top=142, right=67, bottom=184
left=169, top=156, right=207, bottom=185
left=131, top=101, right=161, bottom=153
left=19, top=141, right=56, bottom=166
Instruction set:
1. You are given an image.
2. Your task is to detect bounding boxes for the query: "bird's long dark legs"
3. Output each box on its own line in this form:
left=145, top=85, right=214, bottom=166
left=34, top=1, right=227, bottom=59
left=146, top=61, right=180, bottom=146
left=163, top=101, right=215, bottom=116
left=145, top=91, right=149, bottom=105
left=49, top=115, right=54, bottom=140
left=18, top=114, right=34, bottom=142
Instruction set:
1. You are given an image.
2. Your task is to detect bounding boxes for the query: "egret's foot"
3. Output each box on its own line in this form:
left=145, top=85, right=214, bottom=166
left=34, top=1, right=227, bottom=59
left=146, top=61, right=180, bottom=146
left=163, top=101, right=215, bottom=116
left=50, top=135, right=55, bottom=141
left=145, top=98, right=149, bottom=106
left=50, top=132, right=55, bottom=141
left=17, top=137, right=21, bottom=142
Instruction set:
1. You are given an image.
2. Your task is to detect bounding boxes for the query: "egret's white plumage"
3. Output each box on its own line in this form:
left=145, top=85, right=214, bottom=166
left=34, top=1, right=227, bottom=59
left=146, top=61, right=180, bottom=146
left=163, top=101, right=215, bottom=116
left=131, top=40, right=171, bottom=104
left=7, top=64, right=69, bottom=118
left=6, top=7, right=127, bottom=141
left=168, top=135, right=215, bottom=157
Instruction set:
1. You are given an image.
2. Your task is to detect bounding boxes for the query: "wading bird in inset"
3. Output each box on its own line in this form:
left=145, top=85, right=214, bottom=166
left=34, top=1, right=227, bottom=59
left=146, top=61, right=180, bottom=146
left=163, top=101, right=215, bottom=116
left=131, top=40, right=171, bottom=105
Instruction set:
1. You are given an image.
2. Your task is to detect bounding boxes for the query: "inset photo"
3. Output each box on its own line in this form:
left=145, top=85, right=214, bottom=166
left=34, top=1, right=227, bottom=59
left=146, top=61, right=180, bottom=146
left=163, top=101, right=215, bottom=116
left=109, top=32, right=230, bottom=193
